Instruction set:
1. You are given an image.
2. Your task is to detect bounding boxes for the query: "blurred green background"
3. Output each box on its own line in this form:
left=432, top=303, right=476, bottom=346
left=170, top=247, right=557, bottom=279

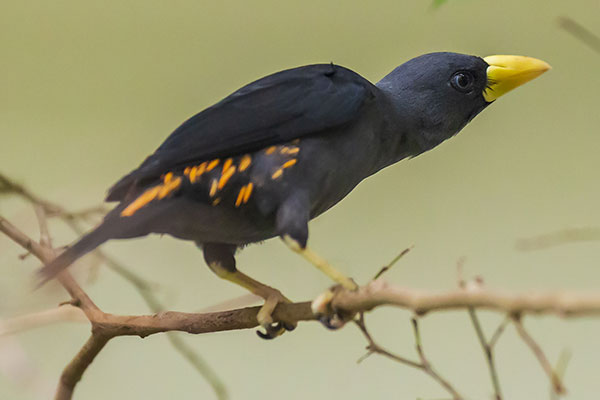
left=1, top=0, right=599, bottom=399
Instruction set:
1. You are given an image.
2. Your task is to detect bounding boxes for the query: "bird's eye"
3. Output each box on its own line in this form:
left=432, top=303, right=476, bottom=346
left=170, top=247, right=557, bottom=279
left=450, top=72, right=474, bottom=92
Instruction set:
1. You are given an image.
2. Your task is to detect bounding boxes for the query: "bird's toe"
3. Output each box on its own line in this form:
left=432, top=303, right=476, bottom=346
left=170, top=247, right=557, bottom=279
left=311, top=287, right=356, bottom=331
left=255, top=292, right=296, bottom=339
left=256, top=322, right=286, bottom=339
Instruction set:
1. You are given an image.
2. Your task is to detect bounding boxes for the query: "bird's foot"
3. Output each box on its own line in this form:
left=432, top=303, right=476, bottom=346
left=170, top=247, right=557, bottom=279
left=256, top=289, right=297, bottom=339
left=311, top=285, right=357, bottom=330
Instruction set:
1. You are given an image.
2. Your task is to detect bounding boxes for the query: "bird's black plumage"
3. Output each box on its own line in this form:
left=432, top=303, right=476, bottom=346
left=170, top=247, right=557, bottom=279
left=107, top=64, right=377, bottom=202
left=38, top=52, right=549, bottom=334
left=40, top=52, right=496, bottom=279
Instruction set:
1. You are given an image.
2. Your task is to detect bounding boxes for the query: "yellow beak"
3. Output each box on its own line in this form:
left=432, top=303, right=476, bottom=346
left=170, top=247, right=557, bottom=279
left=482, top=55, right=551, bottom=102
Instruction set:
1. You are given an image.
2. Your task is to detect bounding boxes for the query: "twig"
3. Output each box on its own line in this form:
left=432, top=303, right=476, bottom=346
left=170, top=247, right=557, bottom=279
left=489, top=315, right=510, bottom=348
left=0, top=215, right=98, bottom=315
left=557, top=16, right=600, bottom=54
left=373, top=246, right=413, bottom=280
left=355, top=313, right=421, bottom=368
left=1, top=173, right=228, bottom=399
left=468, top=309, right=503, bottom=400
left=512, top=316, right=565, bottom=395
left=355, top=314, right=461, bottom=398
left=550, top=350, right=571, bottom=400
left=411, top=318, right=463, bottom=400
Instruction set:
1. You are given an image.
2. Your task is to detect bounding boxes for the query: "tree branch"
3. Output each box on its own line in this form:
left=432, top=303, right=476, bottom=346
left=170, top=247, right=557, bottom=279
left=512, top=316, right=565, bottom=395
left=331, top=279, right=600, bottom=317
left=355, top=313, right=461, bottom=399
left=468, top=309, right=504, bottom=400
left=3, top=174, right=599, bottom=399
left=1, top=172, right=228, bottom=399
left=55, top=334, right=111, bottom=400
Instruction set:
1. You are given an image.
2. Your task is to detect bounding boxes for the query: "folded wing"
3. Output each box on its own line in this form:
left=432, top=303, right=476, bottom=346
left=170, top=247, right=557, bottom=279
left=106, top=64, right=377, bottom=201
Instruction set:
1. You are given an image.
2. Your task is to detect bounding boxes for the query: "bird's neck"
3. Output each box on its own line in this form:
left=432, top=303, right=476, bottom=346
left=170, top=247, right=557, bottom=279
left=365, top=84, right=426, bottom=175
left=371, top=80, right=462, bottom=174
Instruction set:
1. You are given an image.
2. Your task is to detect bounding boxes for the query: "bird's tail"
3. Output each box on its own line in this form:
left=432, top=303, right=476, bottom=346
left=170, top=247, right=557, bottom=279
left=37, top=221, right=114, bottom=285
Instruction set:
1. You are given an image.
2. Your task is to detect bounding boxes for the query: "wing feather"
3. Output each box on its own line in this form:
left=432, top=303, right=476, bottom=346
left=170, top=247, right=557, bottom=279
left=107, top=64, right=377, bottom=201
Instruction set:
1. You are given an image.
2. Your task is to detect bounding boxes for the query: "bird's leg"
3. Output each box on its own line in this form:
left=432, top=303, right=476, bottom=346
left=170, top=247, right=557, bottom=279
left=282, top=235, right=357, bottom=290
left=202, top=243, right=295, bottom=339
left=277, top=197, right=357, bottom=329
left=277, top=195, right=357, bottom=289
left=282, top=235, right=358, bottom=329
left=218, top=269, right=295, bottom=338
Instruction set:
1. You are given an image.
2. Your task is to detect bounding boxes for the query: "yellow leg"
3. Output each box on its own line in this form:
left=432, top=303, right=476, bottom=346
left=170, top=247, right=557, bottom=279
left=208, top=262, right=294, bottom=338
left=283, top=235, right=358, bottom=290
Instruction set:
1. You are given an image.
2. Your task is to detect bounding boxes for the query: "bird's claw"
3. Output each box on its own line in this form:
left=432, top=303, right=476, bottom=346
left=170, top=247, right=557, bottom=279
left=318, top=314, right=346, bottom=330
left=255, top=292, right=297, bottom=340
left=311, top=286, right=356, bottom=331
left=256, top=322, right=285, bottom=339
left=256, top=319, right=297, bottom=340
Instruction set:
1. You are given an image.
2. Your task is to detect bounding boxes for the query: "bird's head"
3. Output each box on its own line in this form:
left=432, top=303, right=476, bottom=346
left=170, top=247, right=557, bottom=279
left=377, top=52, right=551, bottom=151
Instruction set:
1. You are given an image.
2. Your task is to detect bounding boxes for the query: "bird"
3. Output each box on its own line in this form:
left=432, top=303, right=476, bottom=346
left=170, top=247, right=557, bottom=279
left=39, top=52, right=550, bottom=338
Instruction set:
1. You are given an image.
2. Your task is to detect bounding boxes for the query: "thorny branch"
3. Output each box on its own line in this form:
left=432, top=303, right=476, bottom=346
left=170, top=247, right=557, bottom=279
left=0, top=173, right=589, bottom=399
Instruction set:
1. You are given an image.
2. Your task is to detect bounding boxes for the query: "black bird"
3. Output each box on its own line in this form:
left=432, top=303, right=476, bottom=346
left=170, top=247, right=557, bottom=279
left=40, top=52, right=550, bottom=338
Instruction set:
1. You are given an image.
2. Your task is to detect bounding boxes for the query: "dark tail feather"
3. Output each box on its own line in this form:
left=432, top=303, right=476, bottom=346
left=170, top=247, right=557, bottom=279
left=37, top=223, right=113, bottom=286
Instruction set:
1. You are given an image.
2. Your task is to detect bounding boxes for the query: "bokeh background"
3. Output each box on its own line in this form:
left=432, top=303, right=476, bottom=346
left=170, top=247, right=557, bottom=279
left=1, top=0, right=599, bottom=399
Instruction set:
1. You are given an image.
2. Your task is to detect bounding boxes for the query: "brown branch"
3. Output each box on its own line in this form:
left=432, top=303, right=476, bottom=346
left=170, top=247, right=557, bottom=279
left=512, top=316, right=565, bottom=395
left=551, top=350, right=571, bottom=400
left=411, top=317, right=463, bottom=399
left=468, top=309, right=504, bottom=400
left=372, top=246, right=412, bottom=280
left=489, top=316, right=510, bottom=348
left=1, top=173, right=228, bottom=399
left=331, top=279, right=600, bottom=317
left=55, top=334, right=111, bottom=400
left=92, top=302, right=314, bottom=337
left=0, top=215, right=98, bottom=315
left=355, top=314, right=421, bottom=368
left=355, top=314, right=461, bottom=399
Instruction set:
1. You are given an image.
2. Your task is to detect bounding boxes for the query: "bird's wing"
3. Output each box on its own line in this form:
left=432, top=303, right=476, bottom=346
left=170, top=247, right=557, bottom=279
left=107, top=64, right=377, bottom=201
